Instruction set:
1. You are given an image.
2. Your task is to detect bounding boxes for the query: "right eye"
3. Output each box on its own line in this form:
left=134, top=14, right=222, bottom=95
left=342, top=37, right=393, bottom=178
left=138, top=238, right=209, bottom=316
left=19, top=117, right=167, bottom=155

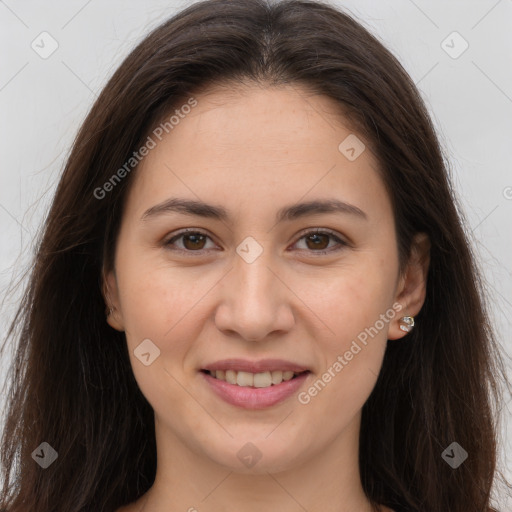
left=164, top=229, right=217, bottom=253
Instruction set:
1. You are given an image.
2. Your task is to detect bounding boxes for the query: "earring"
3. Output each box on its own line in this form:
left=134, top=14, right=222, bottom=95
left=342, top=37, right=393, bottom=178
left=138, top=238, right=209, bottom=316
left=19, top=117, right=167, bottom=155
left=399, top=315, right=415, bottom=333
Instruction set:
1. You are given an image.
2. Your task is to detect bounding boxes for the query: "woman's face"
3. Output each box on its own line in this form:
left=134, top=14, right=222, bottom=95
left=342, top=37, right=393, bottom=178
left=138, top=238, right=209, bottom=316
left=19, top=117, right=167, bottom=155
left=105, top=83, right=427, bottom=473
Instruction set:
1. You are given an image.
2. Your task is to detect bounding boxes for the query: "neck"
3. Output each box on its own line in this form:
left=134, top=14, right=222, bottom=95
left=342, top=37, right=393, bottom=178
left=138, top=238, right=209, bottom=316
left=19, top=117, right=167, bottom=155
left=139, top=412, right=377, bottom=512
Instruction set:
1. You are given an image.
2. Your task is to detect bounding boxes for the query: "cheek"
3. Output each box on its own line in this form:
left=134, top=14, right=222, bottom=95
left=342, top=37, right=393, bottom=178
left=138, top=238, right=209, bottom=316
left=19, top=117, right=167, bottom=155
left=299, top=265, right=394, bottom=425
left=315, top=258, right=396, bottom=404
left=115, top=251, right=200, bottom=355
left=305, top=257, right=396, bottom=346
left=114, top=259, right=203, bottom=411
left=116, top=230, right=191, bottom=316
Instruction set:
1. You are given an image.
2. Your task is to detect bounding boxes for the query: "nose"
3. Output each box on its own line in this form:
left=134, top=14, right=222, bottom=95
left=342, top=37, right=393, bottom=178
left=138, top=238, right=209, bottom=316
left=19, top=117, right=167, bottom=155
left=214, top=247, right=295, bottom=342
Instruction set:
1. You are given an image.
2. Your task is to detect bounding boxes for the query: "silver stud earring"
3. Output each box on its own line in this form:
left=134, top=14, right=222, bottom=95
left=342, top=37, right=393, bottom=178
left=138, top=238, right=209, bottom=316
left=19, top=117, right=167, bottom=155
left=399, top=315, right=415, bottom=333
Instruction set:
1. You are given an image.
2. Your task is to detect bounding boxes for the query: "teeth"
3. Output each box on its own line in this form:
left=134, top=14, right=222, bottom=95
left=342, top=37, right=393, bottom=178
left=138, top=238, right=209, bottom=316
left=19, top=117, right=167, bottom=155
left=208, top=369, right=302, bottom=387
left=282, top=371, right=294, bottom=381
left=237, top=371, right=254, bottom=387
left=254, top=372, right=272, bottom=388
left=271, top=370, right=283, bottom=384
left=225, top=370, right=237, bottom=384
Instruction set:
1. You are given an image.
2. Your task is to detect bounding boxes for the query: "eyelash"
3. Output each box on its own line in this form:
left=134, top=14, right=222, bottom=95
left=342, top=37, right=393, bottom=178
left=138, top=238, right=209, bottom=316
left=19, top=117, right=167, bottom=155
left=163, top=228, right=348, bottom=256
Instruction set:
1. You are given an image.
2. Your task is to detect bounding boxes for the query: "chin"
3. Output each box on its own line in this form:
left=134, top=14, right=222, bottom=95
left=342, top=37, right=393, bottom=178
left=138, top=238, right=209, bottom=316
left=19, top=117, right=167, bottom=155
left=202, top=436, right=309, bottom=475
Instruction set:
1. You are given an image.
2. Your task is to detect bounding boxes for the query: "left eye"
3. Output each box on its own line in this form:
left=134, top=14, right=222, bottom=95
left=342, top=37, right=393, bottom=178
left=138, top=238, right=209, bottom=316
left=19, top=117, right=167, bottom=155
left=164, top=229, right=347, bottom=255
left=293, top=229, right=347, bottom=254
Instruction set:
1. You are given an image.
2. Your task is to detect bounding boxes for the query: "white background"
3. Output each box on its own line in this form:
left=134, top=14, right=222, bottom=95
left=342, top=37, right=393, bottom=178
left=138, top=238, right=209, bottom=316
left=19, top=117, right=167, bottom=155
left=0, top=0, right=511, bottom=508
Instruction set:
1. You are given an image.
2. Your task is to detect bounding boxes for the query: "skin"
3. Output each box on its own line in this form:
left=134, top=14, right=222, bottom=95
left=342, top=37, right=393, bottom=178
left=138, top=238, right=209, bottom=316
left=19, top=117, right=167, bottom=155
left=106, top=82, right=430, bottom=512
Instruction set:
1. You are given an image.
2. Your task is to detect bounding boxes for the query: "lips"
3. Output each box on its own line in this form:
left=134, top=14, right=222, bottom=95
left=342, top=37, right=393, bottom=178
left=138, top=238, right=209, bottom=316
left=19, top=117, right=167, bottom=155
left=201, top=370, right=310, bottom=409
left=200, top=358, right=311, bottom=409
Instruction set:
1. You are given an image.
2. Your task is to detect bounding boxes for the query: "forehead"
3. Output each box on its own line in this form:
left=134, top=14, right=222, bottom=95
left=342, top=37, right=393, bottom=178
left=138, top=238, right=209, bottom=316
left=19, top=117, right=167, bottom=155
left=181, top=82, right=358, bottom=150
left=125, top=83, right=390, bottom=224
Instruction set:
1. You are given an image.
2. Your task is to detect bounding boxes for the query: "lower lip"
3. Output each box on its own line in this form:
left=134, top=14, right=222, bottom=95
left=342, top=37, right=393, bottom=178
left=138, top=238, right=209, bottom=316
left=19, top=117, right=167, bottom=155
left=201, top=371, right=310, bottom=409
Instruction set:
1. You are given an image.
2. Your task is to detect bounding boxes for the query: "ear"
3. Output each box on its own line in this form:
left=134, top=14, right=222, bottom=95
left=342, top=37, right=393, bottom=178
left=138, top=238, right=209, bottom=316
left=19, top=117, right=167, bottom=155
left=101, top=267, right=125, bottom=332
left=388, top=232, right=430, bottom=340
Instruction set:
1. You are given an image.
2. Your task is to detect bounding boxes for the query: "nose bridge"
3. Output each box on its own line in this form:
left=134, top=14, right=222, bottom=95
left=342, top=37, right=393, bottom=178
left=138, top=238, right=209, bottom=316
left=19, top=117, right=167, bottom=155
left=235, top=246, right=275, bottom=304
left=215, top=238, right=293, bottom=340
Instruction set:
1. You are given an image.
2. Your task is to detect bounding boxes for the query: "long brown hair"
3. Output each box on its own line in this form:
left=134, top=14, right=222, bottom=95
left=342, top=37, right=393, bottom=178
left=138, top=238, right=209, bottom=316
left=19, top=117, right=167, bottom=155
left=1, top=1, right=510, bottom=510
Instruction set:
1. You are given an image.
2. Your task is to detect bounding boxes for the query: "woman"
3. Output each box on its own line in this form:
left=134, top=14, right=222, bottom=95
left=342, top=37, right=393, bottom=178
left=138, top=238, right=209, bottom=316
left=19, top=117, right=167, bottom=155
left=0, top=0, right=509, bottom=511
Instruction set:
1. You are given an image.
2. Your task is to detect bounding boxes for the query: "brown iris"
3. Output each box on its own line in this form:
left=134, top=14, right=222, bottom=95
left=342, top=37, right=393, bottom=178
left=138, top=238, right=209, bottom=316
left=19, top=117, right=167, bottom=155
left=182, top=233, right=207, bottom=250
left=304, top=233, right=330, bottom=251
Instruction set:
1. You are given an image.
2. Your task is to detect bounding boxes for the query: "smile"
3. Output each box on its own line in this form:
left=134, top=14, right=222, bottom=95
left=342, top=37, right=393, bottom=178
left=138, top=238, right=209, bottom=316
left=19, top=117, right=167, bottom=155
left=200, top=369, right=310, bottom=410
left=202, top=369, right=307, bottom=388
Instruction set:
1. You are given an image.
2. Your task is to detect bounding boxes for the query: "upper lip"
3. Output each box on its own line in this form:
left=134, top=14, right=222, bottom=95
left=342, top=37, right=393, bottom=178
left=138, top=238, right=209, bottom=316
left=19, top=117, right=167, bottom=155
left=202, top=359, right=310, bottom=373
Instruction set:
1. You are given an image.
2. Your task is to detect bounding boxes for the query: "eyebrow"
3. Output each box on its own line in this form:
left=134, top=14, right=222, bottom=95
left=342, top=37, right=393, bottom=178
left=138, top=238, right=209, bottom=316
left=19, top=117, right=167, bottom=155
left=141, top=197, right=367, bottom=223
